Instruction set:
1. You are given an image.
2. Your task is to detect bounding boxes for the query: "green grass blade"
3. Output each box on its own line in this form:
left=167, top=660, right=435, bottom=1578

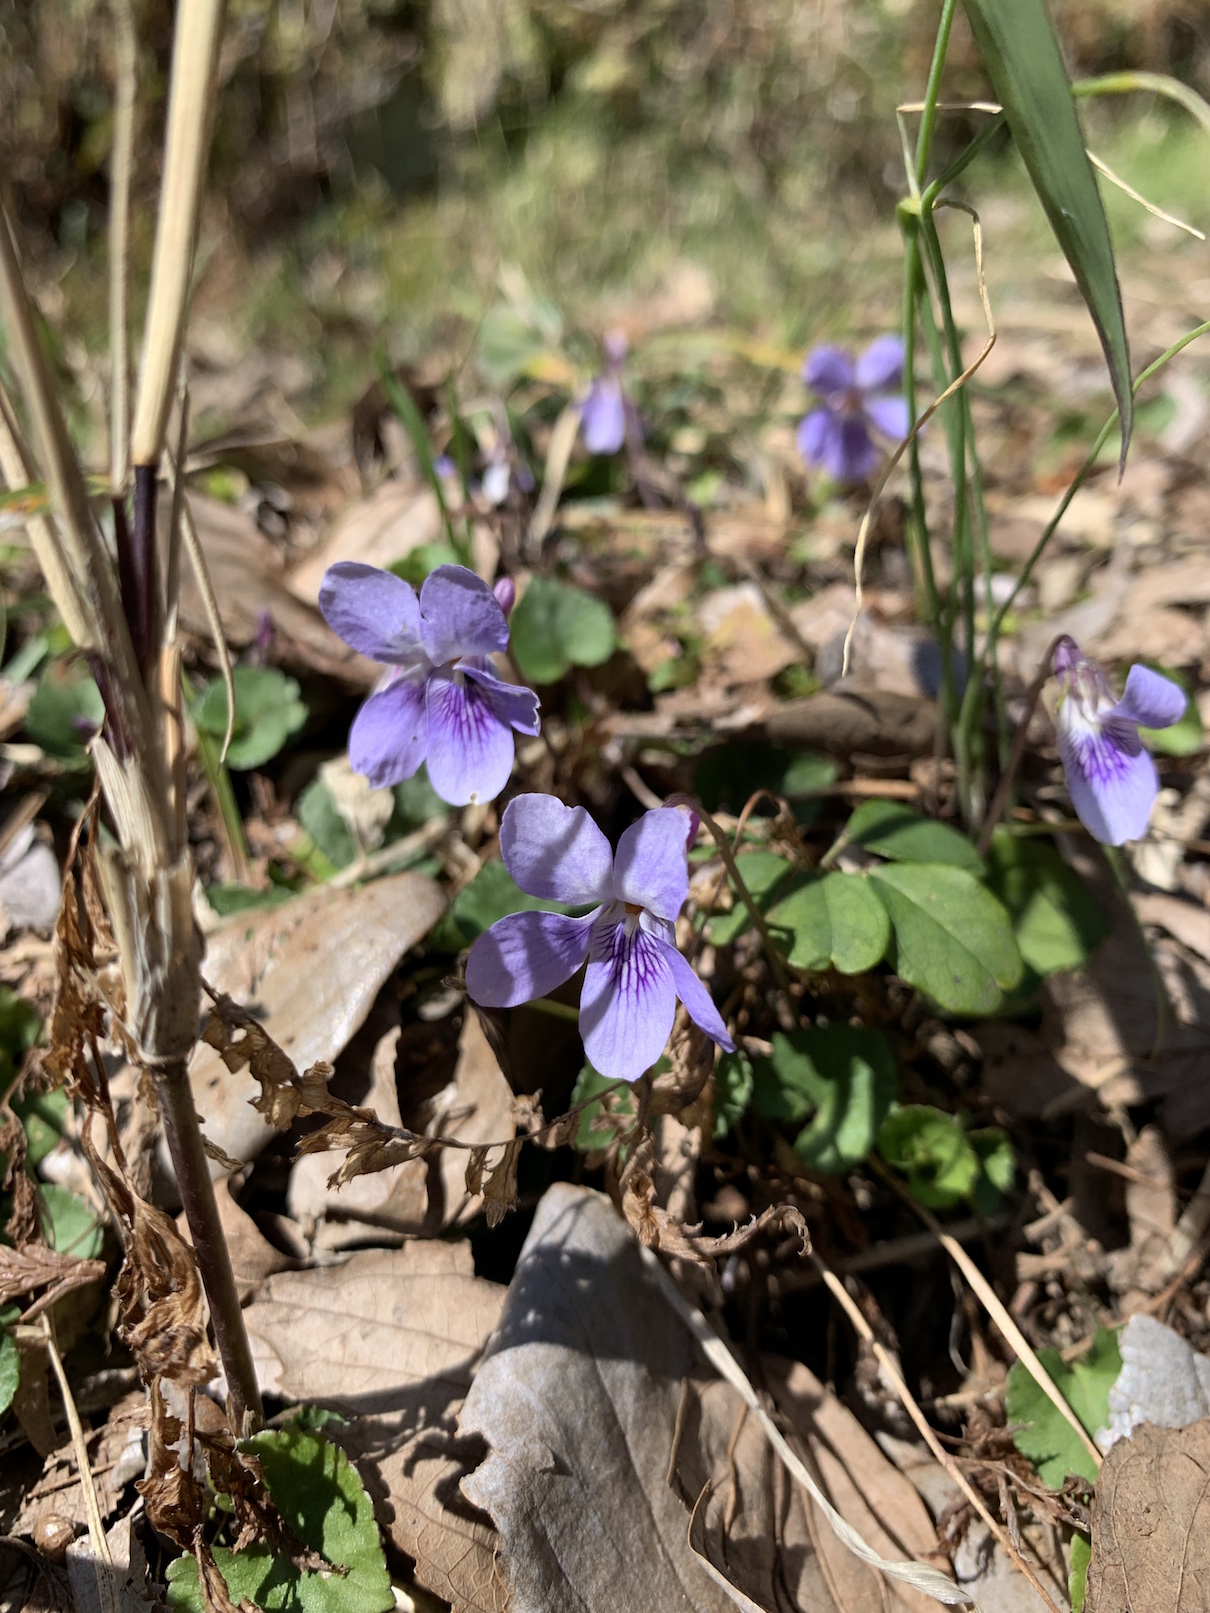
left=962, top=0, right=1132, bottom=463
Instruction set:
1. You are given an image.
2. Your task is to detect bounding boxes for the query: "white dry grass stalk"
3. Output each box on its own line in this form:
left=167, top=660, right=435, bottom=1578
left=877, top=1164, right=1102, bottom=1474
left=810, top=1255, right=1066, bottom=1613
left=130, top=0, right=227, bottom=469
left=642, top=1247, right=980, bottom=1609
left=108, top=0, right=138, bottom=492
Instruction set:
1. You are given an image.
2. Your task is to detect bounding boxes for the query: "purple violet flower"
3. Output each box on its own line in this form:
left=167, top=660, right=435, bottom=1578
left=1053, top=637, right=1185, bottom=845
left=581, top=329, right=629, bottom=455
left=797, top=334, right=910, bottom=483
left=319, top=561, right=540, bottom=806
left=465, top=794, right=735, bottom=1082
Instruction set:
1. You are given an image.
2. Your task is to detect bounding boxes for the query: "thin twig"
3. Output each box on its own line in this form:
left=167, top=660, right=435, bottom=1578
left=675, top=795, right=791, bottom=996
left=810, top=1255, right=1065, bottom=1613
left=167, top=443, right=236, bottom=762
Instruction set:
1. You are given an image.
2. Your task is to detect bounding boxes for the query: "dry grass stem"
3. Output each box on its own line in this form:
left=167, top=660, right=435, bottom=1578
left=130, top=0, right=227, bottom=468
left=108, top=0, right=138, bottom=493
left=811, top=1255, right=1066, bottom=1613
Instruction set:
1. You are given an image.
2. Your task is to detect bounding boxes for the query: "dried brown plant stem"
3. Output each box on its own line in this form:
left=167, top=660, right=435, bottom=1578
left=810, top=1255, right=1065, bottom=1613
left=108, top=0, right=137, bottom=495
left=39, top=1313, right=118, bottom=1610
left=873, top=1159, right=1102, bottom=1473
left=130, top=0, right=226, bottom=470
left=154, top=1059, right=262, bottom=1435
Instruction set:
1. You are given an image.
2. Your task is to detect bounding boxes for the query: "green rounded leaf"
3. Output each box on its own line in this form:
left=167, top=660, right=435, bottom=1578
left=24, top=664, right=104, bottom=760
left=985, top=830, right=1106, bottom=977
left=167, top=1423, right=392, bottom=1613
left=1005, top=1329, right=1121, bottom=1490
left=712, top=1048, right=754, bottom=1140
left=768, top=871, right=890, bottom=974
left=510, top=577, right=616, bottom=684
left=845, top=799, right=983, bottom=872
left=706, top=851, right=793, bottom=946
left=869, top=863, right=1023, bottom=1014
left=430, top=857, right=573, bottom=954
left=42, top=1185, right=103, bottom=1260
left=877, top=1105, right=980, bottom=1209
left=196, top=666, right=308, bottom=770
left=754, top=1025, right=896, bottom=1174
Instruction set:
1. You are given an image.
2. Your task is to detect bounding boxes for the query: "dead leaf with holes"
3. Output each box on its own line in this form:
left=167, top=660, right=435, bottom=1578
left=242, top=1240, right=507, bottom=1613
left=1087, top=1417, right=1210, bottom=1613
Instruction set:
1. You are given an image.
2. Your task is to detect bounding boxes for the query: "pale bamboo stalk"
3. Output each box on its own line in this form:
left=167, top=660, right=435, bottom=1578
left=129, top=0, right=226, bottom=469
left=108, top=0, right=138, bottom=494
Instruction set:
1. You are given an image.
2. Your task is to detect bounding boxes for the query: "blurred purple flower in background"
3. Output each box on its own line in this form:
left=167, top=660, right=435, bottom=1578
left=797, top=335, right=910, bottom=483
left=1053, top=636, right=1185, bottom=845
left=466, top=794, right=735, bottom=1082
left=319, top=562, right=539, bottom=806
left=581, top=329, right=630, bottom=455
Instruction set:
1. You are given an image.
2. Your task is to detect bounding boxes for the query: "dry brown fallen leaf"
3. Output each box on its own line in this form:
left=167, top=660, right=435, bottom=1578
left=286, top=1011, right=515, bottom=1247
left=175, top=492, right=375, bottom=687
left=287, top=477, right=442, bottom=605
left=188, top=871, right=444, bottom=1170
left=460, top=1182, right=945, bottom=1613
left=242, top=1239, right=507, bottom=1613
left=1087, top=1417, right=1210, bottom=1613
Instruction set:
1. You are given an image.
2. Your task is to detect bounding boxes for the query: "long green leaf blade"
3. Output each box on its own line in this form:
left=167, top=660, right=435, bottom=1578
left=962, top=0, right=1133, bottom=462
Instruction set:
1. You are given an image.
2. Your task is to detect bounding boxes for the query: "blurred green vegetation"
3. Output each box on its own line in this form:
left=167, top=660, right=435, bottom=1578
left=2, top=0, right=1209, bottom=426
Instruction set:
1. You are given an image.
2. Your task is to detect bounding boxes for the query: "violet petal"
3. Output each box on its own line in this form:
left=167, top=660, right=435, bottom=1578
left=465, top=909, right=597, bottom=1008
left=796, top=408, right=838, bottom=469
left=1108, top=664, right=1187, bottom=731
left=613, top=808, right=690, bottom=922
left=582, top=376, right=627, bottom=455
left=855, top=334, right=905, bottom=392
left=804, top=345, right=856, bottom=395
left=348, top=675, right=429, bottom=788
left=863, top=393, right=910, bottom=444
left=824, top=415, right=879, bottom=483
left=459, top=660, right=541, bottom=737
left=658, top=940, right=735, bottom=1051
left=499, top=794, right=614, bottom=905
left=425, top=667, right=514, bottom=805
left=419, top=565, right=509, bottom=665
left=319, top=561, right=424, bottom=666
left=580, top=915, right=677, bottom=1082
left=1058, top=718, right=1160, bottom=845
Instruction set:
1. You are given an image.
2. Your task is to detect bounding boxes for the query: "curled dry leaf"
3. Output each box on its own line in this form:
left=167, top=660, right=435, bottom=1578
left=460, top=1183, right=940, bottom=1613
left=0, top=1243, right=106, bottom=1320
left=241, top=1241, right=507, bottom=1613
left=1087, top=1417, right=1210, bottom=1613
left=190, top=870, right=445, bottom=1171
left=621, top=1166, right=808, bottom=1266
left=286, top=1011, right=517, bottom=1245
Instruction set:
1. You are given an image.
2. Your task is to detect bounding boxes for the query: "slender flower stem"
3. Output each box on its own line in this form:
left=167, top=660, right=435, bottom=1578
left=913, top=0, right=959, bottom=186
left=975, top=636, right=1062, bottom=858
left=154, top=1059, right=263, bottom=1435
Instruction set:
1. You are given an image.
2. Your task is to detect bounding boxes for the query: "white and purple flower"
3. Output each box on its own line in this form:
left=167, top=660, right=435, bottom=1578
left=465, top=794, right=735, bottom=1082
left=319, top=562, right=539, bottom=806
left=581, top=330, right=629, bottom=456
left=797, top=335, right=909, bottom=484
left=1053, top=637, right=1185, bottom=845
